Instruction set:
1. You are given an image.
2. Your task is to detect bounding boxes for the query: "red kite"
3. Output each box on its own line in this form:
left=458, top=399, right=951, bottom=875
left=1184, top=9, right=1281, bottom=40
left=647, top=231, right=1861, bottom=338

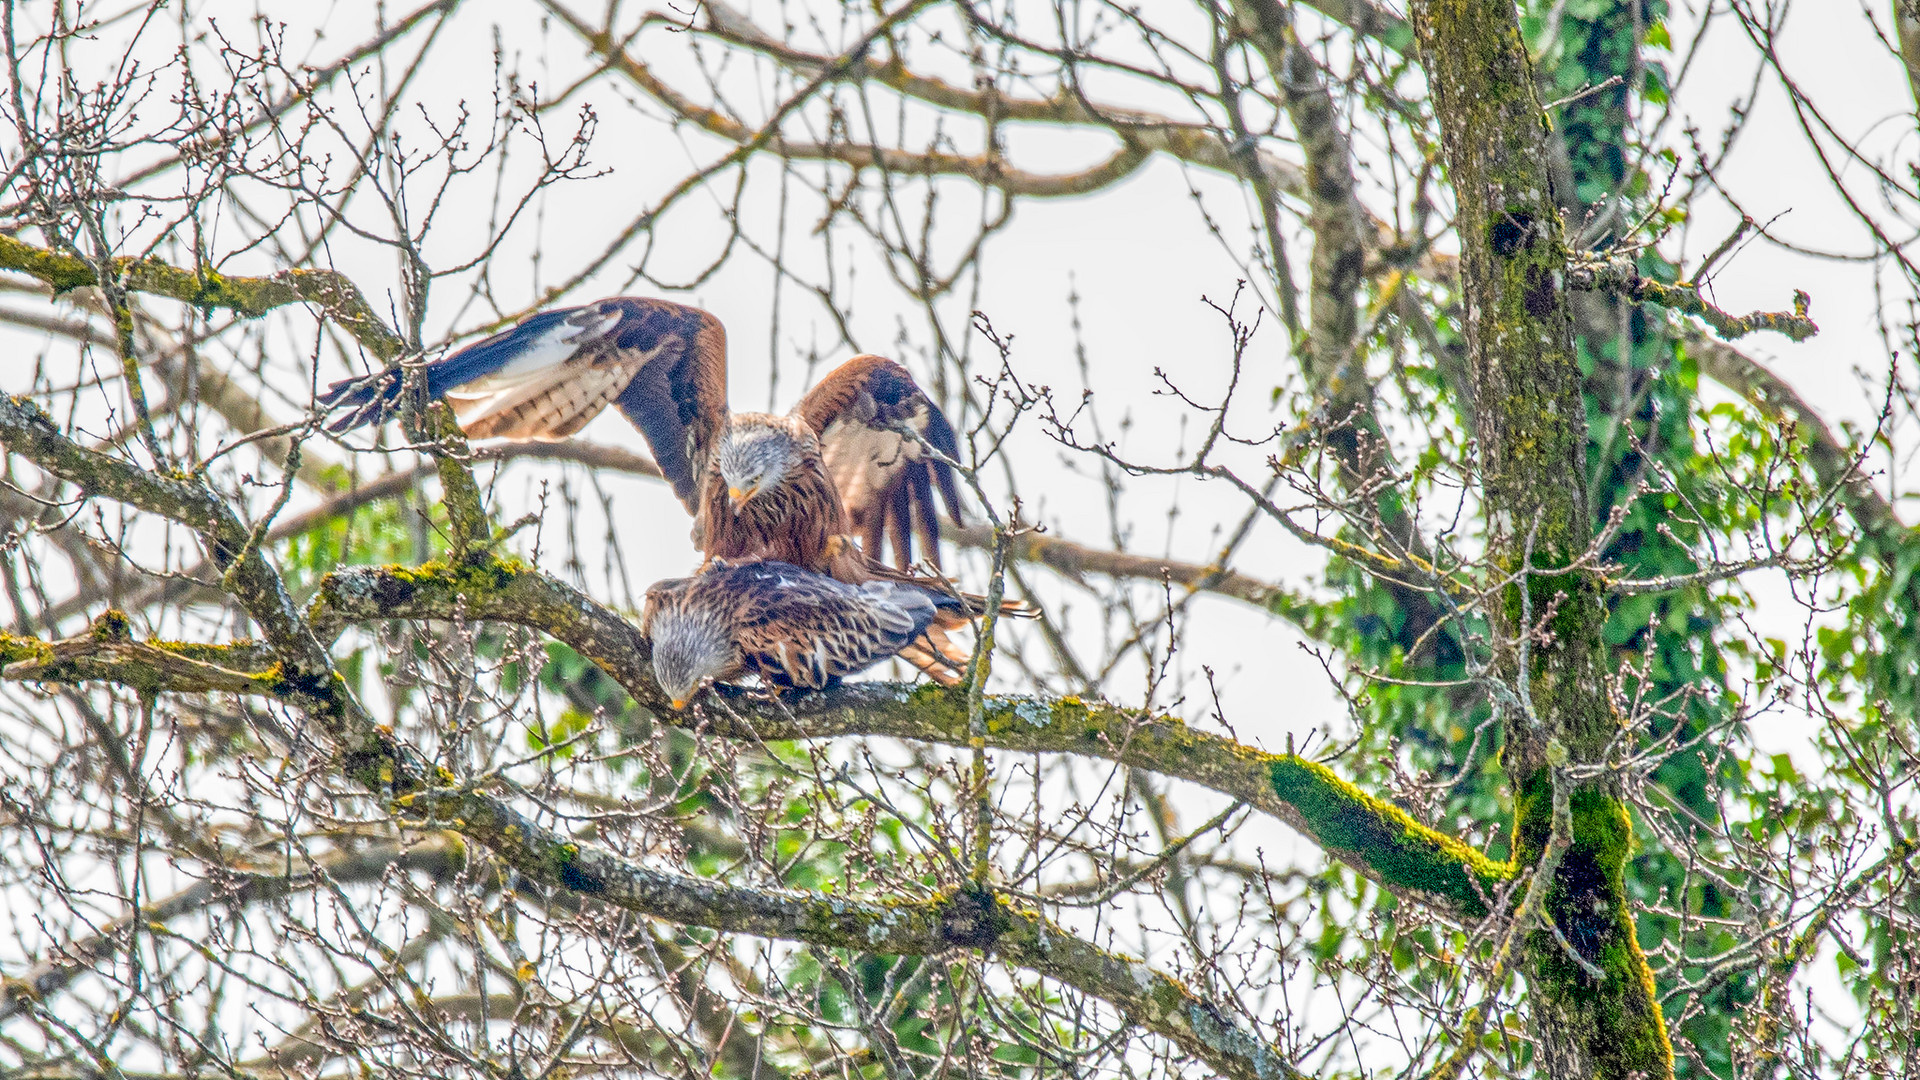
left=320, top=297, right=964, bottom=571
left=642, top=559, right=957, bottom=708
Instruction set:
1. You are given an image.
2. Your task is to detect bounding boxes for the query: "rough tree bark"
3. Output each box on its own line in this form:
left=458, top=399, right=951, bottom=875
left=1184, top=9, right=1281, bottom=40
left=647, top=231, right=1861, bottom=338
left=1409, top=2, right=1674, bottom=1078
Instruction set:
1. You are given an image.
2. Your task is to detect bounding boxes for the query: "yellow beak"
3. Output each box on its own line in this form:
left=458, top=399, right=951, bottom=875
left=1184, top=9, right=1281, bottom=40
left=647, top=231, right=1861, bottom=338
left=727, top=484, right=756, bottom=508
left=671, top=698, right=688, bottom=710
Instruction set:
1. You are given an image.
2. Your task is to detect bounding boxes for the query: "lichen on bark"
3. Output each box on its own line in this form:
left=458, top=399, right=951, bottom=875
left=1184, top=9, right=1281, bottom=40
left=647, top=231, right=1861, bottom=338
left=1409, top=0, right=1674, bottom=1075
left=0, top=234, right=404, bottom=361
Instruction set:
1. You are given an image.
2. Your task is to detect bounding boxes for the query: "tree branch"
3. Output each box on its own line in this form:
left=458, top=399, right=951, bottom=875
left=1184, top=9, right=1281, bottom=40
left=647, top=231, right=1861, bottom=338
left=108, top=0, right=462, bottom=191
left=1298, top=0, right=1412, bottom=44
left=0, top=615, right=279, bottom=696
left=1567, top=254, right=1820, bottom=342
left=0, top=290, right=339, bottom=490
left=538, top=2, right=1152, bottom=199
left=311, top=557, right=1511, bottom=916
left=0, top=234, right=405, bottom=360
left=0, top=837, right=466, bottom=1021
left=1684, top=328, right=1904, bottom=540
left=949, top=522, right=1311, bottom=619
left=0, top=394, right=332, bottom=687
left=398, top=783, right=1304, bottom=1080
left=1411, top=0, right=1673, bottom=1072
left=0, top=411, right=1305, bottom=1079
left=1230, top=0, right=1460, bottom=663
left=1895, top=0, right=1920, bottom=116
left=545, top=0, right=1305, bottom=200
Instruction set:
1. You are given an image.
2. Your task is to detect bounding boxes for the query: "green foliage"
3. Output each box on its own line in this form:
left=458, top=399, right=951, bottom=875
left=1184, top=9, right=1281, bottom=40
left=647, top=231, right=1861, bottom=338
left=1529, top=3, right=1754, bottom=1070
left=279, top=488, right=450, bottom=595
left=1294, top=2, right=1827, bottom=1072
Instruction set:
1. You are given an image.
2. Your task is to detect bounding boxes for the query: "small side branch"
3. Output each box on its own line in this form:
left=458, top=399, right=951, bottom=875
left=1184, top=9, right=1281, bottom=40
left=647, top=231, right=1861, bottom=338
left=947, top=521, right=1313, bottom=621
left=1686, top=329, right=1903, bottom=540
left=0, top=838, right=465, bottom=1022
left=0, top=394, right=330, bottom=686
left=1566, top=254, right=1819, bottom=343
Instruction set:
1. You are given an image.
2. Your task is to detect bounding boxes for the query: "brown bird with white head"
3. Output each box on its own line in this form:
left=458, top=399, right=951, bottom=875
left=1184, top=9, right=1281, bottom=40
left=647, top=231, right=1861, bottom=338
left=643, top=559, right=957, bottom=709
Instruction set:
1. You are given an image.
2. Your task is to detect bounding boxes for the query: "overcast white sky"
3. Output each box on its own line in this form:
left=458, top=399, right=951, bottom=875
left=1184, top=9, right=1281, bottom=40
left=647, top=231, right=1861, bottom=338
left=0, top=0, right=1904, bottom=761
left=1, top=0, right=1908, bottom=1062
left=3, top=0, right=1909, bottom=752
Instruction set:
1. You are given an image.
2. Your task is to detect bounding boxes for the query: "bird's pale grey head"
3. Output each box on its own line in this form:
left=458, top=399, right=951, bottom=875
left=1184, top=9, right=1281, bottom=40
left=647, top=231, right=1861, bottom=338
left=716, top=417, right=801, bottom=508
left=649, top=608, right=737, bottom=709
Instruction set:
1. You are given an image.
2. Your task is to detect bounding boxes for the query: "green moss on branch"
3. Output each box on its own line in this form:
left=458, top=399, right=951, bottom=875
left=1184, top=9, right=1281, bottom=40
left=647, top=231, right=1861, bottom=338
left=395, top=783, right=1300, bottom=1080
left=315, top=557, right=1508, bottom=916
left=1512, top=774, right=1673, bottom=1077
left=1269, top=755, right=1509, bottom=914
left=1567, top=254, right=1818, bottom=342
left=1411, top=0, right=1674, bottom=1073
left=0, top=234, right=404, bottom=360
left=0, top=393, right=348, bottom=719
left=0, top=622, right=287, bottom=698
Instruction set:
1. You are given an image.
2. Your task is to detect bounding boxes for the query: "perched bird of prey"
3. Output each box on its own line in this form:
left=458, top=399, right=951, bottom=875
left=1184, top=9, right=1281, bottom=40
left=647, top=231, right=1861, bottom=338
left=319, top=296, right=964, bottom=571
left=642, top=560, right=957, bottom=708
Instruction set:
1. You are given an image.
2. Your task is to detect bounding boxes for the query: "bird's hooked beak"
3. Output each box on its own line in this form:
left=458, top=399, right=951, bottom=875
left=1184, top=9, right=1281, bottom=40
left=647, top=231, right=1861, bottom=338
left=670, top=676, right=714, bottom=710
left=727, top=483, right=758, bottom=510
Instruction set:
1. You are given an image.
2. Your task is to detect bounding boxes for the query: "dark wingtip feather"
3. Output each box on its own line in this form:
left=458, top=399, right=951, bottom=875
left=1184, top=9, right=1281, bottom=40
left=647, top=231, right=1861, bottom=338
left=885, top=480, right=913, bottom=570
left=923, top=401, right=967, bottom=527
left=318, top=369, right=403, bottom=433
left=317, top=305, right=589, bottom=434
left=909, top=464, right=942, bottom=570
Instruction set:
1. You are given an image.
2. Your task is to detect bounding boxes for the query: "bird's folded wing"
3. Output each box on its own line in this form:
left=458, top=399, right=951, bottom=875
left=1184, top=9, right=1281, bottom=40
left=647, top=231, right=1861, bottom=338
left=728, top=562, right=930, bottom=687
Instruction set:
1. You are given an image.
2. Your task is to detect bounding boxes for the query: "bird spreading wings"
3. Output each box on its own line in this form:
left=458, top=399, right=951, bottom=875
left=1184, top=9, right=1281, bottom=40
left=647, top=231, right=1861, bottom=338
left=319, top=296, right=964, bottom=569
left=642, top=559, right=957, bottom=708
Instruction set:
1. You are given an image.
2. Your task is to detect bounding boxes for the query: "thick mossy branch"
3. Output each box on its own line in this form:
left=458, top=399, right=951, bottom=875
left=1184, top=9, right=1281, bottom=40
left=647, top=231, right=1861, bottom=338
left=0, top=617, right=282, bottom=697
left=8, top=380, right=1301, bottom=1080
left=1568, top=254, right=1819, bottom=343
left=310, top=557, right=654, bottom=681
left=1513, top=776, right=1671, bottom=1080
left=0, top=234, right=404, bottom=361
left=398, top=785, right=1301, bottom=1080
left=1267, top=756, right=1508, bottom=915
left=313, top=558, right=1511, bottom=916
left=0, top=587, right=1300, bottom=1078
left=0, top=394, right=331, bottom=689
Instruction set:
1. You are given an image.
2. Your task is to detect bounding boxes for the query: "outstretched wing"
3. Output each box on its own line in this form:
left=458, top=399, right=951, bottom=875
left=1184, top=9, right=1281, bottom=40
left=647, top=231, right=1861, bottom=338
left=794, top=355, right=964, bottom=570
left=725, top=561, right=937, bottom=689
left=319, top=296, right=729, bottom=511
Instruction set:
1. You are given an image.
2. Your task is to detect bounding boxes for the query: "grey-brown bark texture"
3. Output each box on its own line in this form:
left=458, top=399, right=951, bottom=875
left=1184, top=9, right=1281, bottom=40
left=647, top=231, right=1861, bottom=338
left=8, top=1, right=1909, bottom=1075
left=1411, top=2, right=1672, bottom=1077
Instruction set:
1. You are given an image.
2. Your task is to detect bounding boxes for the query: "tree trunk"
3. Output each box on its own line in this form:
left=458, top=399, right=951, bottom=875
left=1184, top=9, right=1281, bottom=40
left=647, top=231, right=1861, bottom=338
left=1408, top=2, right=1674, bottom=1077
